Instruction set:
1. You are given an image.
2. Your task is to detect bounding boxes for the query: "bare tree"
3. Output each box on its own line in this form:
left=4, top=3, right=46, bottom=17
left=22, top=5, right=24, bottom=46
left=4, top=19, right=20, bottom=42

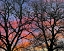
left=0, top=0, right=31, bottom=51
left=28, top=0, right=64, bottom=51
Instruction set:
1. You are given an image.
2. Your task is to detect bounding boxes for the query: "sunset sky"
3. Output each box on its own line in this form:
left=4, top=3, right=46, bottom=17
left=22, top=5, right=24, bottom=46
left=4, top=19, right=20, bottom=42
left=0, top=0, right=64, bottom=51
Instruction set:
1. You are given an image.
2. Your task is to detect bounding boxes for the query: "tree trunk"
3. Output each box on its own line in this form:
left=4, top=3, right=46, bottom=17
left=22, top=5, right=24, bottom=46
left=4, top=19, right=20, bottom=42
left=7, top=48, right=11, bottom=51
left=48, top=48, right=53, bottom=51
left=6, top=46, right=11, bottom=51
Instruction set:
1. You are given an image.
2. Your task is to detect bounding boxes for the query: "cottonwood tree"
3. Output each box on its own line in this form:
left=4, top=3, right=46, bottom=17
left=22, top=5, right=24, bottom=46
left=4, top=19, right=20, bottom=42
left=0, top=0, right=30, bottom=51
left=28, top=0, right=64, bottom=51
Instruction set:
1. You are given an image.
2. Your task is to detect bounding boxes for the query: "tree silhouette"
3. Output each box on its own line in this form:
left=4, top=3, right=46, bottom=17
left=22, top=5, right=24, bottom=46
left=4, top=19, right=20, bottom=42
left=0, top=0, right=64, bottom=51
left=0, top=0, right=30, bottom=51
left=27, top=0, right=64, bottom=51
